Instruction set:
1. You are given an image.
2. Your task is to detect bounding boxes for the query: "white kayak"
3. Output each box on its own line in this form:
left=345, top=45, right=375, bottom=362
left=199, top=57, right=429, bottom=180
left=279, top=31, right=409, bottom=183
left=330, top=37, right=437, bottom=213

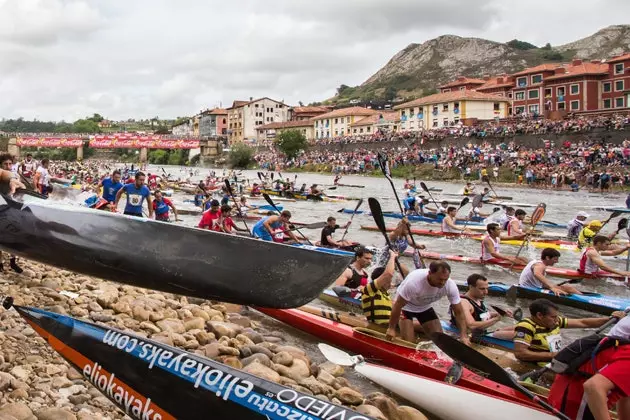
left=318, top=344, right=555, bottom=420
left=493, top=201, right=538, bottom=208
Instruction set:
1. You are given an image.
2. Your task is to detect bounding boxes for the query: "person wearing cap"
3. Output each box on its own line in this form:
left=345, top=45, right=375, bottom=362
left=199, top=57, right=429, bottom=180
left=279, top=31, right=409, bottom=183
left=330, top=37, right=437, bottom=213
left=198, top=199, right=222, bottom=230
left=578, top=220, right=619, bottom=249
left=567, top=211, right=589, bottom=240
left=252, top=210, right=298, bottom=243
left=579, top=235, right=630, bottom=277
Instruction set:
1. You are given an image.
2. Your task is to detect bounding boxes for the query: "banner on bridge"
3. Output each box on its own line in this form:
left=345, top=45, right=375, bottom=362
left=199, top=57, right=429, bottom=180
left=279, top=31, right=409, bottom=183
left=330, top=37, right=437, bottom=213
left=17, top=137, right=84, bottom=148
left=89, top=135, right=200, bottom=149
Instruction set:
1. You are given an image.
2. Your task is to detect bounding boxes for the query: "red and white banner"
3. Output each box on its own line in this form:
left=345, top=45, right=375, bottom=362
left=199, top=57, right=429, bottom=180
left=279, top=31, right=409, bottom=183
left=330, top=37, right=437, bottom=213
left=16, top=137, right=84, bottom=148
left=89, top=135, right=199, bottom=149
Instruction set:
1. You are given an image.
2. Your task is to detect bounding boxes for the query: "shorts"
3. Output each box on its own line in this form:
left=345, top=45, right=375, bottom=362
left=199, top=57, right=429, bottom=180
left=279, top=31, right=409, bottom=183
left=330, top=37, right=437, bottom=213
left=402, top=308, right=439, bottom=324
left=155, top=213, right=170, bottom=222
left=253, top=229, right=273, bottom=241
left=124, top=211, right=143, bottom=218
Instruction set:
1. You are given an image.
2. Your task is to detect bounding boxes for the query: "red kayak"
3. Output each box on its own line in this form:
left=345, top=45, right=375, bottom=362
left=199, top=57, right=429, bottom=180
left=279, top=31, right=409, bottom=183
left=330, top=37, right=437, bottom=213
left=257, top=308, right=544, bottom=411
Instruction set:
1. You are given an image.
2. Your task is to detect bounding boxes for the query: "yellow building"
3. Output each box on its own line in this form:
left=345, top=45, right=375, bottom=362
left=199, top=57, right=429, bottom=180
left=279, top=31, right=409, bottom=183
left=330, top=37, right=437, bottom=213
left=350, top=111, right=399, bottom=136
left=312, top=106, right=378, bottom=140
left=256, top=120, right=315, bottom=142
left=395, top=91, right=510, bottom=131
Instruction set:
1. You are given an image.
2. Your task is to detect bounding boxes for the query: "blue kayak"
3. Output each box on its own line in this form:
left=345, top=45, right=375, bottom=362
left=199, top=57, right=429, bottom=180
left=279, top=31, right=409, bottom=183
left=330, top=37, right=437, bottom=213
left=319, top=289, right=513, bottom=350
left=454, top=281, right=630, bottom=315
left=292, top=244, right=356, bottom=257
left=595, top=207, right=630, bottom=213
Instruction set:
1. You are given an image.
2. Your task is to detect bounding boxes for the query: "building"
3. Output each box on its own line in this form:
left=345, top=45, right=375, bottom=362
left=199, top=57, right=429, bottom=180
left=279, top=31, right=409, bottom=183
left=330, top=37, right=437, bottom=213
left=227, top=97, right=289, bottom=143
left=288, top=106, right=332, bottom=121
left=439, top=77, right=486, bottom=93
left=199, top=108, right=228, bottom=137
left=171, top=119, right=194, bottom=136
left=350, top=112, right=399, bottom=136
left=543, top=60, right=609, bottom=113
left=395, top=91, right=510, bottom=131
left=255, top=120, right=315, bottom=142
left=601, top=53, right=630, bottom=110
left=509, top=64, right=558, bottom=116
left=476, top=74, right=514, bottom=98
left=312, top=107, right=379, bottom=139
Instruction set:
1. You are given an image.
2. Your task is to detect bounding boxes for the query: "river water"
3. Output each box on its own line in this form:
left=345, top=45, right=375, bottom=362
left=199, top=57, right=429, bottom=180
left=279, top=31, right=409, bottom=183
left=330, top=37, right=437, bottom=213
left=149, top=165, right=630, bottom=410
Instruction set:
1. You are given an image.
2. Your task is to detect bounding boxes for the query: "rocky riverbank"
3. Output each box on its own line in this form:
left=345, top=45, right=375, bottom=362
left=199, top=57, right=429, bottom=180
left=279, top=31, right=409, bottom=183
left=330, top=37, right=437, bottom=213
left=0, top=260, right=428, bottom=420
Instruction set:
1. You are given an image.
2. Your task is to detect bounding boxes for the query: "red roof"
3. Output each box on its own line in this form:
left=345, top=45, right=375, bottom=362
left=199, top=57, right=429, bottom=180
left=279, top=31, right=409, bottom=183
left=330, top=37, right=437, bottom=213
left=291, top=106, right=332, bottom=114
left=313, top=106, right=379, bottom=120
left=608, top=53, right=630, bottom=63
left=351, top=111, right=399, bottom=127
left=395, top=90, right=508, bottom=109
left=512, top=64, right=559, bottom=77
left=546, top=62, right=609, bottom=80
left=439, top=77, right=486, bottom=89
left=208, top=108, right=228, bottom=115
left=256, top=120, right=313, bottom=131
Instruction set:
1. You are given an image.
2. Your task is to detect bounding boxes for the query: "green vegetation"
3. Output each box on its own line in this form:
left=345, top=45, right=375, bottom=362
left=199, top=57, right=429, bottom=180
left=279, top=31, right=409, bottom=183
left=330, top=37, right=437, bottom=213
left=148, top=149, right=189, bottom=165
left=20, top=146, right=96, bottom=161
left=275, top=130, right=308, bottom=159
left=229, top=143, right=255, bottom=168
left=507, top=39, right=538, bottom=50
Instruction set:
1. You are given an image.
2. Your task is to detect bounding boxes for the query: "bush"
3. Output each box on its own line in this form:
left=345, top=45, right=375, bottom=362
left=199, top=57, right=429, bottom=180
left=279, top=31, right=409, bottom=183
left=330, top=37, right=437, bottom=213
left=229, top=143, right=254, bottom=168
left=275, top=130, right=308, bottom=159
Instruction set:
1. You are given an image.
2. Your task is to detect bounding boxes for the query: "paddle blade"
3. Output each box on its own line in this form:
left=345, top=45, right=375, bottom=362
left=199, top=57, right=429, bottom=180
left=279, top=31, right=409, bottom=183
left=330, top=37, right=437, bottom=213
left=420, top=182, right=429, bottom=193
left=491, top=305, right=507, bottom=317
left=530, top=203, right=547, bottom=227
left=318, top=343, right=356, bottom=367
left=618, top=218, right=628, bottom=232
left=224, top=179, right=234, bottom=195
left=262, top=193, right=276, bottom=210
left=328, top=187, right=337, bottom=190
left=368, top=198, right=387, bottom=234
left=513, top=308, right=523, bottom=322
left=430, top=332, right=516, bottom=388
left=459, top=197, right=469, bottom=208
left=609, top=211, right=622, bottom=220
left=472, top=194, right=484, bottom=209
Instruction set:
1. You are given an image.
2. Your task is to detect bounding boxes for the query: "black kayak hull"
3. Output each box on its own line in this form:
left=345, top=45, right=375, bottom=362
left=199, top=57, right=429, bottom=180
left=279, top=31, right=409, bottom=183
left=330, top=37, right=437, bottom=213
left=15, top=303, right=371, bottom=420
left=0, top=194, right=350, bottom=308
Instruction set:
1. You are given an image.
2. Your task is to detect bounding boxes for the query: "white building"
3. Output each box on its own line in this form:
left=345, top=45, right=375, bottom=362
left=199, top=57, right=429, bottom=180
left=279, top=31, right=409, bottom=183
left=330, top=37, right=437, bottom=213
left=227, top=97, right=290, bottom=143
left=171, top=119, right=194, bottom=136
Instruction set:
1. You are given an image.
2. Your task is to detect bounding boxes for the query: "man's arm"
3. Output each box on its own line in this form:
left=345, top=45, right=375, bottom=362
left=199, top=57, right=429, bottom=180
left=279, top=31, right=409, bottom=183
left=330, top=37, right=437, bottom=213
left=601, top=244, right=630, bottom=257
left=460, top=299, right=500, bottom=330
left=146, top=194, right=153, bottom=217
left=451, top=302, right=471, bottom=345
left=513, top=342, right=556, bottom=362
left=567, top=311, right=625, bottom=329
left=533, top=263, right=566, bottom=296
left=589, top=250, right=630, bottom=276
left=168, top=200, right=179, bottom=221
left=386, top=295, right=408, bottom=339
left=333, top=268, right=352, bottom=287
left=374, top=251, right=397, bottom=290
left=114, top=186, right=125, bottom=210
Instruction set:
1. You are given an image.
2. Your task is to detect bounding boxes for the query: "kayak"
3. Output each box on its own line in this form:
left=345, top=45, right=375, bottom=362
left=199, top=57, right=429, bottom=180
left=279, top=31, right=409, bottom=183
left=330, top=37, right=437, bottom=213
left=382, top=212, right=487, bottom=224
left=318, top=289, right=514, bottom=351
left=595, top=207, right=630, bottom=213
left=0, top=193, right=350, bottom=309
left=256, top=307, right=545, bottom=411
left=360, top=225, right=565, bottom=240
left=245, top=195, right=297, bottom=203
left=334, top=183, right=365, bottom=188
left=454, top=281, right=630, bottom=315
left=468, top=236, right=583, bottom=252
left=319, top=345, right=555, bottom=420
left=443, top=192, right=513, bottom=200
left=13, top=300, right=366, bottom=420
left=259, top=190, right=344, bottom=202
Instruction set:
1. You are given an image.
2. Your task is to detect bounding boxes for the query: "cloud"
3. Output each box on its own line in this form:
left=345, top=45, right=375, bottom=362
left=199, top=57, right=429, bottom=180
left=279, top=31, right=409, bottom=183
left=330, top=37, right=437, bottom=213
left=0, top=0, right=623, bottom=122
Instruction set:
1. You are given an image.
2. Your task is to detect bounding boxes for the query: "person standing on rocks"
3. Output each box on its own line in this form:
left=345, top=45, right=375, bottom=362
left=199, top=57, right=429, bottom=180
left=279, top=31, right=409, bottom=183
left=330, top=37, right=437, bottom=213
left=114, top=171, right=153, bottom=218
left=0, top=153, right=26, bottom=273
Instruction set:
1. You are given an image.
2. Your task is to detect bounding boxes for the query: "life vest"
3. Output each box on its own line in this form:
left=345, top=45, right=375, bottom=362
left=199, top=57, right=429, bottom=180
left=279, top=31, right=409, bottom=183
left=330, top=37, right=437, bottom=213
left=361, top=281, right=392, bottom=325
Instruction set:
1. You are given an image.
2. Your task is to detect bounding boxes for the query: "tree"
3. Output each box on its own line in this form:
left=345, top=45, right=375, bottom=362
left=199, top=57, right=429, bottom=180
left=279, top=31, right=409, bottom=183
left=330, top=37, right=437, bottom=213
left=541, top=43, right=552, bottom=50
left=72, top=119, right=100, bottom=133
left=384, top=86, right=397, bottom=102
left=229, top=143, right=254, bottom=168
left=89, top=113, right=104, bottom=123
left=298, top=101, right=304, bottom=107
left=275, top=130, right=307, bottom=159
left=336, top=84, right=351, bottom=95
left=507, top=39, right=538, bottom=50
left=148, top=150, right=169, bottom=164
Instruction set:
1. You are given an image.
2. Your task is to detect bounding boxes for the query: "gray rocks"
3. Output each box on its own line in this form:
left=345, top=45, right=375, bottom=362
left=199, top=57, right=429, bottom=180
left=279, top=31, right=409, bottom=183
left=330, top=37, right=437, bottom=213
left=334, top=387, right=364, bottom=405
left=34, top=408, right=77, bottom=420
left=242, top=361, right=280, bottom=383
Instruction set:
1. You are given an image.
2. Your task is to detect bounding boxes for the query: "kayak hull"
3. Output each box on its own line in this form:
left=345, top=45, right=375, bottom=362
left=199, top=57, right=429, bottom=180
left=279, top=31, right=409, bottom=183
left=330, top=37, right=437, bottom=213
left=0, top=194, right=350, bottom=308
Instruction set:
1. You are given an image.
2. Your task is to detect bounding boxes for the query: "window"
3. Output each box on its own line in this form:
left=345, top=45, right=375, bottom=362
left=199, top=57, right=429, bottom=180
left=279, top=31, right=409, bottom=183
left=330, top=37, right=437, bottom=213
left=615, top=80, right=624, bottom=91
left=603, top=99, right=612, bottom=109
left=616, top=97, right=625, bottom=108
left=222, top=118, right=226, bottom=124
left=432, top=120, right=438, bottom=127
left=557, top=102, right=566, bottom=110
left=442, top=88, right=451, bottom=93
left=570, top=100, right=580, bottom=110
left=432, top=106, right=438, bottom=113
left=454, top=117, right=460, bottom=124
left=517, top=77, right=527, bottom=87
left=347, top=117, right=350, bottom=123
left=507, top=92, right=513, bottom=99
left=255, top=104, right=259, bottom=107
left=493, top=103, right=500, bottom=111
left=442, top=103, right=449, bottom=111
left=334, top=118, right=339, bottom=124
left=557, top=87, right=566, bottom=97
left=528, top=89, right=539, bottom=99
left=443, top=118, right=449, bottom=126
left=615, top=63, right=624, bottom=75
left=515, top=106, right=525, bottom=114
left=367, top=127, right=371, bottom=132
left=334, top=130, right=338, bottom=136
left=459, top=87, right=465, bottom=91
left=570, top=84, right=579, bottom=95
left=544, top=88, right=552, bottom=97
left=515, top=91, right=525, bottom=100
left=603, top=82, right=612, bottom=93
left=529, top=104, right=539, bottom=114
left=532, top=74, right=543, bottom=84
left=358, top=128, right=363, bottom=133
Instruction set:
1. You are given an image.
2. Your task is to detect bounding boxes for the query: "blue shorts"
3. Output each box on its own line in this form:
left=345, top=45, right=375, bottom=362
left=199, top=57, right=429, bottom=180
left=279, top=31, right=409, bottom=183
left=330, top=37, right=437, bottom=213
left=253, top=228, right=273, bottom=241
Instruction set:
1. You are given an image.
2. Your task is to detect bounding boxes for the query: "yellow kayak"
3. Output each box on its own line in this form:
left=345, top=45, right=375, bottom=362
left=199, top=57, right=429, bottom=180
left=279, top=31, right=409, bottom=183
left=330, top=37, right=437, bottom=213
left=472, top=236, right=627, bottom=255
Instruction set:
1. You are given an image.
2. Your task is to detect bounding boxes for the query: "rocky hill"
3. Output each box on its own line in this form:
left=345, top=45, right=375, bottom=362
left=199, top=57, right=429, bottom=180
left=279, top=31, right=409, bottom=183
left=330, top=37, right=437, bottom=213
left=330, top=25, right=630, bottom=104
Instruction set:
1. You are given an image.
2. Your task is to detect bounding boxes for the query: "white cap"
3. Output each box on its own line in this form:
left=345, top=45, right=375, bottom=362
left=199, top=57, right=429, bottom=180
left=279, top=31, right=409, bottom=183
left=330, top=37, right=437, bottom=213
left=576, top=211, right=590, bottom=218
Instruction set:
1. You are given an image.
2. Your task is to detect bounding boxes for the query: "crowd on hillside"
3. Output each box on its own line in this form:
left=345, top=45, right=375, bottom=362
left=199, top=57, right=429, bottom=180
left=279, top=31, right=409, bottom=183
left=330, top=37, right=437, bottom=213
left=255, top=134, right=630, bottom=189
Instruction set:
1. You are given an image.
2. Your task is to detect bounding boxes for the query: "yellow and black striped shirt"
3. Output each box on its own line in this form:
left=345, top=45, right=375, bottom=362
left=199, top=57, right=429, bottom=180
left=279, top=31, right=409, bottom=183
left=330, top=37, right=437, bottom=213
left=361, top=281, right=392, bottom=325
left=514, top=317, right=568, bottom=352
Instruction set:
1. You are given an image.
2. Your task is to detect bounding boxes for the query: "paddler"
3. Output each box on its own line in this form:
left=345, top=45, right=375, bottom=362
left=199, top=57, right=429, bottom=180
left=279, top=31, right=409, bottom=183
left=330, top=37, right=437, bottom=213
left=374, top=218, right=426, bottom=276
left=505, top=209, right=528, bottom=239
left=334, top=174, right=341, bottom=186
left=219, top=204, right=248, bottom=234
left=333, top=246, right=372, bottom=292
left=463, top=182, right=475, bottom=195
left=320, top=217, right=355, bottom=249
left=566, top=211, right=589, bottom=240
left=481, top=223, right=528, bottom=265
left=519, top=248, right=581, bottom=296
left=441, top=206, right=469, bottom=233
left=361, top=249, right=398, bottom=324
left=237, top=196, right=254, bottom=216
left=578, top=220, right=618, bottom=249
left=0, top=154, right=26, bottom=273
left=548, top=316, right=630, bottom=420
left=498, top=206, right=515, bottom=231
left=251, top=210, right=299, bottom=242
left=198, top=199, right=222, bottom=230
left=454, top=274, right=514, bottom=340
left=578, top=235, right=630, bottom=277
left=97, top=170, right=123, bottom=211
left=386, top=261, right=471, bottom=346
left=250, top=182, right=262, bottom=197
left=114, top=171, right=153, bottom=218
left=309, top=184, right=323, bottom=197
left=152, top=190, right=179, bottom=222
left=514, top=298, right=626, bottom=364
left=32, top=158, right=51, bottom=197
left=19, top=153, right=37, bottom=179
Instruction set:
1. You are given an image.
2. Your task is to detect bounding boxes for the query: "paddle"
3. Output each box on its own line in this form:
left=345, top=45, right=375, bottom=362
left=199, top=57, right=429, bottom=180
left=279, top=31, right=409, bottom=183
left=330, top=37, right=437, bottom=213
left=491, top=305, right=523, bottom=321
left=368, top=197, right=410, bottom=274
left=509, top=203, right=547, bottom=270
left=328, top=186, right=337, bottom=191
left=376, top=152, right=426, bottom=268
left=625, top=224, right=630, bottom=284
left=520, top=307, right=630, bottom=383
left=15, top=188, right=48, bottom=200
left=482, top=175, right=500, bottom=199
left=262, top=193, right=312, bottom=245
left=420, top=182, right=440, bottom=209
left=600, top=210, right=622, bottom=230
left=430, top=332, right=571, bottom=419
left=225, top=180, right=252, bottom=236
left=341, top=199, right=363, bottom=242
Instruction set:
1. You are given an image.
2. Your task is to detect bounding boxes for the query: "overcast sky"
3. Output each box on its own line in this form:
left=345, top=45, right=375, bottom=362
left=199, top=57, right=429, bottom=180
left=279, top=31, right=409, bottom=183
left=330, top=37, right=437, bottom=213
left=0, top=0, right=627, bottom=121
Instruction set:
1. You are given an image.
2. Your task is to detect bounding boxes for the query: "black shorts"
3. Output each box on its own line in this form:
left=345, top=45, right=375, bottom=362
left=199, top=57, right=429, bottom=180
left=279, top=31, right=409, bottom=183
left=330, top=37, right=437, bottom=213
left=124, top=211, right=143, bottom=217
left=402, top=308, right=439, bottom=324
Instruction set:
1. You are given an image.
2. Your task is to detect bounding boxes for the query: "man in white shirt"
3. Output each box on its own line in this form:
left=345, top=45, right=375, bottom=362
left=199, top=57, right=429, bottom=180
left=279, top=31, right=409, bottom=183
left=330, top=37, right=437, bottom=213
left=386, top=261, right=470, bottom=345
